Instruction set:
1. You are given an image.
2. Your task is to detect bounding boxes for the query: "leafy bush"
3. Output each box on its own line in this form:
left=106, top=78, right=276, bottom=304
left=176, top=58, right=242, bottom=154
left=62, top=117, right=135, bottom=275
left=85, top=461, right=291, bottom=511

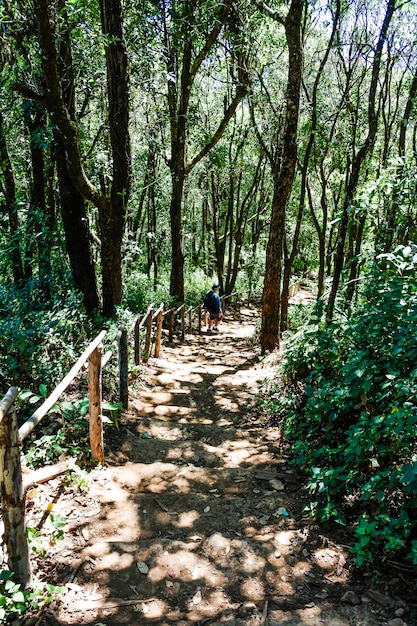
left=0, top=279, right=98, bottom=390
left=0, top=571, right=65, bottom=622
left=271, top=245, right=417, bottom=566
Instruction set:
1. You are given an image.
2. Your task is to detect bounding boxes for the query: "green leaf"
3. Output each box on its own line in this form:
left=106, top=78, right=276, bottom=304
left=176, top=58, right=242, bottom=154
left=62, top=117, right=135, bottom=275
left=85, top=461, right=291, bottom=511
left=12, top=591, right=25, bottom=604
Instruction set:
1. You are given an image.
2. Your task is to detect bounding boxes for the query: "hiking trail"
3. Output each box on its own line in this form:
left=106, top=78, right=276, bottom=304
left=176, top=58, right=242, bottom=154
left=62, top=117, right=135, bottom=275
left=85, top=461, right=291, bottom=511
left=32, top=304, right=414, bottom=626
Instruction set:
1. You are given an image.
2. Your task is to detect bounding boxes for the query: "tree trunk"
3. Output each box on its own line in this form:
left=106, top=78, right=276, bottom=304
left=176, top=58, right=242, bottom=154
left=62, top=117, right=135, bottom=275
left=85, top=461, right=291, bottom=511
left=55, top=0, right=99, bottom=314
left=0, top=388, right=31, bottom=587
left=99, top=0, right=132, bottom=316
left=169, top=159, right=186, bottom=302
left=55, top=135, right=100, bottom=313
left=0, top=111, right=25, bottom=284
left=163, top=0, right=247, bottom=301
left=32, top=0, right=130, bottom=317
left=26, top=106, right=53, bottom=299
left=259, top=0, right=304, bottom=353
left=281, top=0, right=340, bottom=332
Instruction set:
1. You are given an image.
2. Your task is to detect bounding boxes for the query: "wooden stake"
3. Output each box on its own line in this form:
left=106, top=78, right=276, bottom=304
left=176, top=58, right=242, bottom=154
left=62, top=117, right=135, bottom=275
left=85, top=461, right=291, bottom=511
left=88, top=345, right=104, bottom=464
left=145, top=307, right=153, bottom=362
left=134, top=318, right=141, bottom=365
left=0, top=388, right=31, bottom=587
left=154, top=307, right=164, bottom=357
left=119, top=327, right=128, bottom=410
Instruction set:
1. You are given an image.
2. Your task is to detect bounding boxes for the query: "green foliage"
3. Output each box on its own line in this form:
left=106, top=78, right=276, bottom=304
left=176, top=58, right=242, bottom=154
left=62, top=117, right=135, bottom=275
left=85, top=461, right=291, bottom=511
left=22, top=397, right=93, bottom=468
left=122, top=271, right=173, bottom=312
left=24, top=432, right=66, bottom=467
left=0, top=571, right=65, bottom=622
left=27, top=513, right=68, bottom=556
left=268, top=245, right=417, bottom=566
left=0, top=279, right=98, bottom=389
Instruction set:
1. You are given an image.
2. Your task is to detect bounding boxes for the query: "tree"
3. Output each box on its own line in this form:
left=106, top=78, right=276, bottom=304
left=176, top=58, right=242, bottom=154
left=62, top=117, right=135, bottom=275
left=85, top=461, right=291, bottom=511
left=159, top=0, right=250, bottom=301
left=280, top=0, right=341, bottom=331
left=54, top=0, right=100, bottom=314
left=30, top=0, right=131, bottom=316
left=253, top=0, right=305, bottom=352
left=326, top=0, right=396, bottom=323
left=0, top=110, right=25, bottom=284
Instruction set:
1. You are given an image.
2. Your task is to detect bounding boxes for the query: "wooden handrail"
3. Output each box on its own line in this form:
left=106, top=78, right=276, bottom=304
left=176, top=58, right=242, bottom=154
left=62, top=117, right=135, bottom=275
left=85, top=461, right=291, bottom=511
left=19, top=329, right=107, bottom=442
left=0, top=289, right=246, bottom=586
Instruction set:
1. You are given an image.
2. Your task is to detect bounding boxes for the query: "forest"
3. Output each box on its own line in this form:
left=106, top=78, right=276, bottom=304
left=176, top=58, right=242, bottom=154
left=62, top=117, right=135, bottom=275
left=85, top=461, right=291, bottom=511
left=0, top=0, right=417, bottom=604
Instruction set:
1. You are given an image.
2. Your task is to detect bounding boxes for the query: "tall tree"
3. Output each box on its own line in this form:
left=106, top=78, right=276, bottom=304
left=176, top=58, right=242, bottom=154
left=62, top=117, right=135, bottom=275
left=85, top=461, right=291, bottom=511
left=54, top=0, right=100, bottom=314
left=30, top=0, right=131, bottom=316
left=253, top=0, right=305, bottom=352
left=160, top=0, right=250, bottom=301
left=280, top=0, right=340, bottom=332
left=0, top=110, right=25, bottom=284
left=326, top=0, right=396, bottom=323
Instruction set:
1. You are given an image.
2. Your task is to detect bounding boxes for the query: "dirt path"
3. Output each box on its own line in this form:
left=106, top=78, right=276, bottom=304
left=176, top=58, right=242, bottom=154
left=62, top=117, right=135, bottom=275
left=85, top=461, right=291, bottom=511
left=38, top=307, right=414, bottom=626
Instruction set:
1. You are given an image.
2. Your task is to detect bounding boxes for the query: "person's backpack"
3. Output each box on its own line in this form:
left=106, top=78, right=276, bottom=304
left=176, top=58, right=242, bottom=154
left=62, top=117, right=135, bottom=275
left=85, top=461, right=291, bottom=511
left=203, top=290, right=216, bottom=309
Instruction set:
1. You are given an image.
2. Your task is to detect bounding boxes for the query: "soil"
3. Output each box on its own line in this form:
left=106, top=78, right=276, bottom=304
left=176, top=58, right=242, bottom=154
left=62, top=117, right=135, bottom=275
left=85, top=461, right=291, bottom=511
left=17, top=300, right=417, bottom=626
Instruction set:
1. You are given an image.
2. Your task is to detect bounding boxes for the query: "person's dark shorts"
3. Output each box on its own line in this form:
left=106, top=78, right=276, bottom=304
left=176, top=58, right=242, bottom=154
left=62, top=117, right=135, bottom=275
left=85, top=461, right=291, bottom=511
left=209, top=311, right=222, bottom=322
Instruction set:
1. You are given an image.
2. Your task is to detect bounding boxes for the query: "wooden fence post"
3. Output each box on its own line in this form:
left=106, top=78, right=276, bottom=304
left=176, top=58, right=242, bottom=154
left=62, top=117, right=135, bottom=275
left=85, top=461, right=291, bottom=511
left=145, top=307, right=153, bottom=362
left=0, top=387, right=31, bottom=587
left=89, top=345, right=104, bottom=465
left=198, top=304, right=202, bottom=333
left=154, top=306, right=164, bottom=357
left=134, top=318, right=141, bottom=365
left=169, top=309, right=175, bottom=342
left=181, top=305, right=185, bottom=340
left=188, top=307, right=192, bottom=334
left=119, top=327, right=128, bottom=410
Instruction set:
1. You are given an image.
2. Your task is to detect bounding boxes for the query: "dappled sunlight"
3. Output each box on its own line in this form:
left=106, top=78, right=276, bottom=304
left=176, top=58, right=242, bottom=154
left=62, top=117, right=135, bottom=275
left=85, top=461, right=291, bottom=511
left=38, top=314, right=362, bottom=624
left=174, top=509, right=200, bottom=528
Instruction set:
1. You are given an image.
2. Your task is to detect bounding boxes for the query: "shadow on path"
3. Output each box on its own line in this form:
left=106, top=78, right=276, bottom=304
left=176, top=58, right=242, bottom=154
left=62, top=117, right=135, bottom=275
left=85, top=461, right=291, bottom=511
left=41, top=306, right=394, bottom=626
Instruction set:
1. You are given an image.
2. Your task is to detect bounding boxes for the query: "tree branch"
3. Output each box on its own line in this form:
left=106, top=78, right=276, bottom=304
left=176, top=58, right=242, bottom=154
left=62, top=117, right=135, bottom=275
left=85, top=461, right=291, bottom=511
left=33, top=0, right=110, bottom=214
left=185, top=85, right=248, bottom=175
left=252, top=0, right=286, bottom=25
left=11, top=82, right=46, bottom=103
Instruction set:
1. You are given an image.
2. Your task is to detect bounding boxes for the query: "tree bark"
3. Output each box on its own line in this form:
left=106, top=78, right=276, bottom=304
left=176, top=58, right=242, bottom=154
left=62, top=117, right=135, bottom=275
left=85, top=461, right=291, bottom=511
left=99, top=0, right=132, bottom=316
left=55, top=2, right=99, bottom=314
left=32, top=0, right=131, bottom=317
left=26, top=105, right=52, bottom=299
left=0, top=388, right=31, bottom=587
left=0, top=111, right=25, bottom=284
left=163, top=0, right=248, bottom=301
left=281, top=0, right=340, bottom=332
left=259, top=0, right=304, bottom=353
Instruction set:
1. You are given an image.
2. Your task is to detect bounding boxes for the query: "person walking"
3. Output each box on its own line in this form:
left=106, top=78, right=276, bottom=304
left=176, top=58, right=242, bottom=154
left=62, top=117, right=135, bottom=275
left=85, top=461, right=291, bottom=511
left=203, top=283, right=223, bottom=333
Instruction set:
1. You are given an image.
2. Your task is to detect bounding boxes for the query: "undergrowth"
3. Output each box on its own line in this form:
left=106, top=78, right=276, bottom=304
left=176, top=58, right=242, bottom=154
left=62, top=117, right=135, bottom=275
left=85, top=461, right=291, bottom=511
left=263, top=245, right=417, bottom=567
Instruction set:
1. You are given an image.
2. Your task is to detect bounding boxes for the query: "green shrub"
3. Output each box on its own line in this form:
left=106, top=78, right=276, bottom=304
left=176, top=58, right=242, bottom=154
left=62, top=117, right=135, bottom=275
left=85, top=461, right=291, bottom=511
left=0, top=571, right=65, bottom=622
left=271, top=245, right=417, bottom=566
left=0, top=280, right=97, bottom=389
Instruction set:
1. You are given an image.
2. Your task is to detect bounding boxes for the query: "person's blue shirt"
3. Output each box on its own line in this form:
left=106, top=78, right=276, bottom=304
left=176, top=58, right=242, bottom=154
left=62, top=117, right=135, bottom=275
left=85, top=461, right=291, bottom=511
left=211, top=290, right=221, bottom=313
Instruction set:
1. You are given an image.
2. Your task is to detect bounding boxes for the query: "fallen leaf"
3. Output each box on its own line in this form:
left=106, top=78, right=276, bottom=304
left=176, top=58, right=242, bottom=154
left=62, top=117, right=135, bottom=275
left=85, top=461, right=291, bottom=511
left=192, top=589, right=202, bottom=604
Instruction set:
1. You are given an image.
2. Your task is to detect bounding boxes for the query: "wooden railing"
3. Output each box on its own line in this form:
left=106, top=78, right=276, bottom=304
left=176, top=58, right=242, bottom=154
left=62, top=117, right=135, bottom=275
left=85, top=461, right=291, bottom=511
left=0, top=291, right=240, bottom=585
